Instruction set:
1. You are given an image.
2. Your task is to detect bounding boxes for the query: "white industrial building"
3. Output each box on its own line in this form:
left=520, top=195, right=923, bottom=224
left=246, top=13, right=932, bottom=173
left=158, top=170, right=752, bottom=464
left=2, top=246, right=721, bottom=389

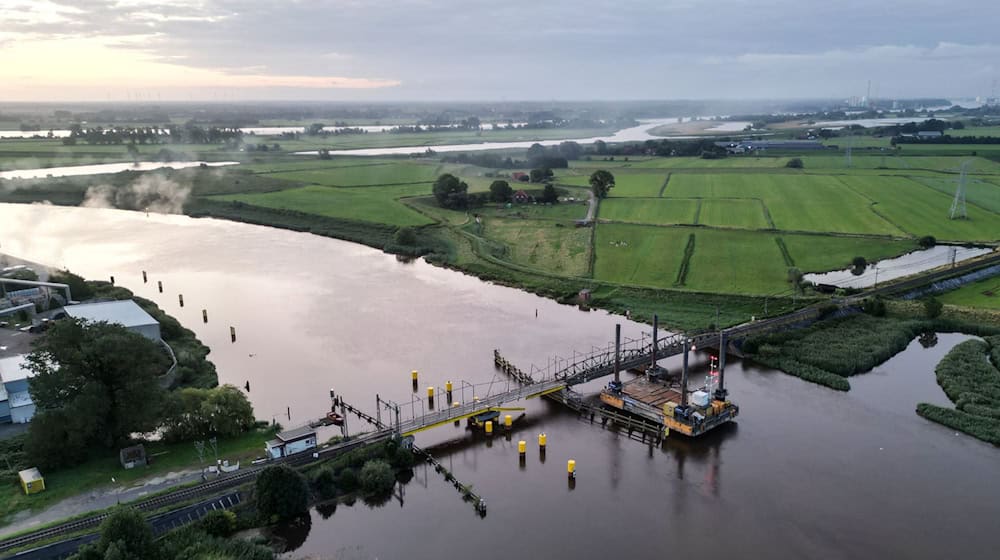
left=62, top=300, right=161, bottom=340
left=265, top=426, right=318, bottom=459
left=0, top=354, right=36, bottom=424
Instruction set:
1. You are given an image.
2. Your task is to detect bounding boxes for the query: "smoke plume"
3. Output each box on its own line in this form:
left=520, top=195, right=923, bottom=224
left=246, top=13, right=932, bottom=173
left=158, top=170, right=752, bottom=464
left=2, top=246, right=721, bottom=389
left=81, top=174, right=191, bottom=214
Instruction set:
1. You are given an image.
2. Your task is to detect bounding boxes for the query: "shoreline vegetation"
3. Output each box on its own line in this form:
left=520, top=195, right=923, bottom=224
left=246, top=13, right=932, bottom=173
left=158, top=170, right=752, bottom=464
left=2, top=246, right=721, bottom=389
left=917, top=336, right=1000, bottom=445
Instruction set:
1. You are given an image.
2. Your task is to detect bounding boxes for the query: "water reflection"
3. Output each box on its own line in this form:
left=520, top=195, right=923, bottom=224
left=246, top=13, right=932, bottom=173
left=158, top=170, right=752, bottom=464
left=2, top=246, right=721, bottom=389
left=1, top=205, right=997, bottom=560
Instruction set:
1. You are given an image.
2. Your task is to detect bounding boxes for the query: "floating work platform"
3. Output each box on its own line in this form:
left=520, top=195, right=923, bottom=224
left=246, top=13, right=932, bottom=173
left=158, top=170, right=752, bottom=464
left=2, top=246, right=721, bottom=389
left=599, top=376, right=738, bottom=437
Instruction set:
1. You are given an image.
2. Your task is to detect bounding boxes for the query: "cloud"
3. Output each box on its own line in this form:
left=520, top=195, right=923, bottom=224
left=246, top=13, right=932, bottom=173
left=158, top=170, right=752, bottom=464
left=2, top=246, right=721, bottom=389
left=1, top=0, right=998, bottom=100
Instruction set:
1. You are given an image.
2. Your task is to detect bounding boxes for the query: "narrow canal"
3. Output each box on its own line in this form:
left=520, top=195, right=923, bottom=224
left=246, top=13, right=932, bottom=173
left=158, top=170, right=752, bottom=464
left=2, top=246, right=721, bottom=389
left=0, top=204, right=997, bottom=559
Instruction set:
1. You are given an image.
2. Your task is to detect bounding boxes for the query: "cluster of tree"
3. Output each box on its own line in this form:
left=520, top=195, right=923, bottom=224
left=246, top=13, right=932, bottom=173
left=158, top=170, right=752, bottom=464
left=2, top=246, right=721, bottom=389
left=66, top=124, right=243, bottom=145
left=586, top=138, right=728, bottom=159
left=441, top=152, right=526, bottom=169
left=432, top=174, right=471, bottom=209
left=243, top=143, right=282, bottom=152
left=879, top=118, right=963, bottom=136
left=24, top=318, right=249, bottom=469
left=526, top=143, right=572, bottom=168
left=303, top=123, right=367, bottom=136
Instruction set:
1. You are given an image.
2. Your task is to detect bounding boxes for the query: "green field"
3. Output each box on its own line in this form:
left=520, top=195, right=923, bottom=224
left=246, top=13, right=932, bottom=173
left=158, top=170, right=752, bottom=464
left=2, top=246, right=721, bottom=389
left=683, top=228, right=789, bottom=294
left=598, top=198, right=698, bottom=225
left=480, top=218, right=591, bottom=276
left=697, top=198, right=771, bottom=229
left=908, top=175, right=1000, bottom=214
left=938, top=277, right=1000, bottom=310
left=836, top=175, right=1000, bottom=241
left=268, top=162, right=441, bottom=187
left=632, top=156, right=790, bottom=169
left=780, top=235, right=916, bottom=273
left=800, top=154, right=1000, bottom=173
left=593, top=224, right=689, bottom=288
left=557, top=172, right=667, bottom=197
left=664, top=173, right=904, bottom=235
left=209, top=184, right=434, bottom=226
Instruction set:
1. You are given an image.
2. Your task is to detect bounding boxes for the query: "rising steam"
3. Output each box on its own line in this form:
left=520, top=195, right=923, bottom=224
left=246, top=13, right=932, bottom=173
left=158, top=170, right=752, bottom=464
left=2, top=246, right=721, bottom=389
left=81, top=174, right=192, bottom=214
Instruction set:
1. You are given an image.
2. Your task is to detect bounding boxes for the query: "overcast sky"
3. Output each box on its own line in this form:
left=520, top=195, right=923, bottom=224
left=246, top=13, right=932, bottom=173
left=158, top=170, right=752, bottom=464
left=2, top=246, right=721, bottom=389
left=1, top=0, right=997, bottom=101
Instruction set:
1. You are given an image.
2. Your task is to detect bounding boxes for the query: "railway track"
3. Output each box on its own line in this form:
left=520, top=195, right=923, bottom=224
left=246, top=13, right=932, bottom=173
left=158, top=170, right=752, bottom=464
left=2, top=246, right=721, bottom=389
left=0, top=431, right=391, bottom=555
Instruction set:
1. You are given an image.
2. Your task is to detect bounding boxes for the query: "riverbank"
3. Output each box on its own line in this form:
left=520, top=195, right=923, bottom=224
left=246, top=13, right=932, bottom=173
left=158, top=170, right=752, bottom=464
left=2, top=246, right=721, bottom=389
left=743, top=302, right=1000, bottom=391
left=917, top=336, right=1000, bottom=445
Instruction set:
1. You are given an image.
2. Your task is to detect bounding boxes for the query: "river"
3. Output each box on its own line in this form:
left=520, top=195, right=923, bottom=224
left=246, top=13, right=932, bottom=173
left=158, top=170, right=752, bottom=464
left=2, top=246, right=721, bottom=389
left=293, top=119, right=694, bottom=157
left=0, top=204, right=996, bottom=559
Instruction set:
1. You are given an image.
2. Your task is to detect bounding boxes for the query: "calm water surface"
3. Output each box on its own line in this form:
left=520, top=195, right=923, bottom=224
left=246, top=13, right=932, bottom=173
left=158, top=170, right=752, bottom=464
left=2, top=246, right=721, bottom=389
left=0, top=204, right=996, bottom=560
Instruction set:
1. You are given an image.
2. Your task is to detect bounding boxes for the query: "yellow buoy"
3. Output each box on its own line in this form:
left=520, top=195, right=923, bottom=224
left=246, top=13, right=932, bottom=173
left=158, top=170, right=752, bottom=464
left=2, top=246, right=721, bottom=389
left=504, top=414, right=512, bottom=428
left=452, top=401, right=460, bottom=407
left=473, top=396, right=480, bottom=403
left=485, top=421, right=493, bottom=434
left=427, top=386, right=434, bottom=398
left=445, top=381, right=453, bottom=393
left=518, top=440, right=526, bottom=454
left=567, top=459, right=576, bottom=477
left=411, top=370, right=419, bottom=381
left=538, top=433, right=547, bottom=448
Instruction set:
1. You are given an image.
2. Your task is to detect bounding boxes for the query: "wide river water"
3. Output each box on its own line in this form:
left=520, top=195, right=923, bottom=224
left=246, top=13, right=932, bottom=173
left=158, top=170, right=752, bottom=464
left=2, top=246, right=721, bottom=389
left=0, top=204, right=997, bottom=559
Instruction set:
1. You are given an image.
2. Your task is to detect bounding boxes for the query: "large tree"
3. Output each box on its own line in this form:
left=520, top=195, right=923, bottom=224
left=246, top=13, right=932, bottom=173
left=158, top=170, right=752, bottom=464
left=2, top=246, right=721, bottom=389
left=432, top=173, right=469, bottom=210
left=27, top=319, right=169, bottom=463
left=488, top=180, right=513, bottom=203
left=160, top=385, right=256, bottom=442
left=256, top=464, right=309, bottom=521
left=589, top=170, right=615, bottom=199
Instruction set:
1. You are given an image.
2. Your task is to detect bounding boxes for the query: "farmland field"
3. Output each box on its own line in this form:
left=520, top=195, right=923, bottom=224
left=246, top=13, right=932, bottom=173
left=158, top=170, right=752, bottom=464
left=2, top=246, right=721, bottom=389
left=664, top=173, right=903, bottom=235
left=480, top=218, right=591, bottom=276
left=800, top=154, right=1000, bottom=173
left=780, top=235, right=916, bottom=273
left=836, top=175, right=1000, bottom=241
left=557, top=172, right=667, bottom=197
left=593, top=224, right=689, bottom=288
left=631, top=157, right=790, bottom=169
left=938, top=276, right=1000, bottom=310
left=598, top=198, right=698, bottom=225
left=697, top=199, right=771, bottom=229
left=682, top=228, right=789, bottom=294
left=267, top=162, right=441, bottom=187
left=908, top=175, right=1000, bottom=214
left=208, top=184, right=434, bottom=226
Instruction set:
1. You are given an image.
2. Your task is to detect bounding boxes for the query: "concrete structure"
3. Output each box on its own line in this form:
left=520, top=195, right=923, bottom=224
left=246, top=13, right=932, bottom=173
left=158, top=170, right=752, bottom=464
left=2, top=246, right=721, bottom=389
left=63, top=300, right=161, bottom=341
left=18, top=467, right=45, bottom=495
left=0, top=354, right=36, bottom=423
left=265, top=426, right=317, bottom=459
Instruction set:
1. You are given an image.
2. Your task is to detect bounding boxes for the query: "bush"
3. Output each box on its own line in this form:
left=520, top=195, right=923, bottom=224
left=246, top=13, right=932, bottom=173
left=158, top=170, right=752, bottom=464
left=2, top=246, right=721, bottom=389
left=335, top=467, right=359, bottom=492
left=863, top=297, right=886, bottom=317
left=199, top=509, right=237, bottom=537
left=918, top=235, right=937, bottom=248
left=97, top=507, right=159, bottom=560
left=359, top=459, right=395, bottom=497
left=255, top=465, right=309, bottom=521
left=394, top=227, right=417, bottom=246
left=923, top=297, right=943, bottom=319
left=785, top=157, right=804, bottom=168
left=312, top=467, right=338, bottom=500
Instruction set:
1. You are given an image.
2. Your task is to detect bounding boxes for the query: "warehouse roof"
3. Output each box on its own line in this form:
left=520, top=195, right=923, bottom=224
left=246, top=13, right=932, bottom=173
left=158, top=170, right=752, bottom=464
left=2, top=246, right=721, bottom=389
left=0, top=354, right=33, bottom=384
left=63, top=300, right=158, bottom=330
